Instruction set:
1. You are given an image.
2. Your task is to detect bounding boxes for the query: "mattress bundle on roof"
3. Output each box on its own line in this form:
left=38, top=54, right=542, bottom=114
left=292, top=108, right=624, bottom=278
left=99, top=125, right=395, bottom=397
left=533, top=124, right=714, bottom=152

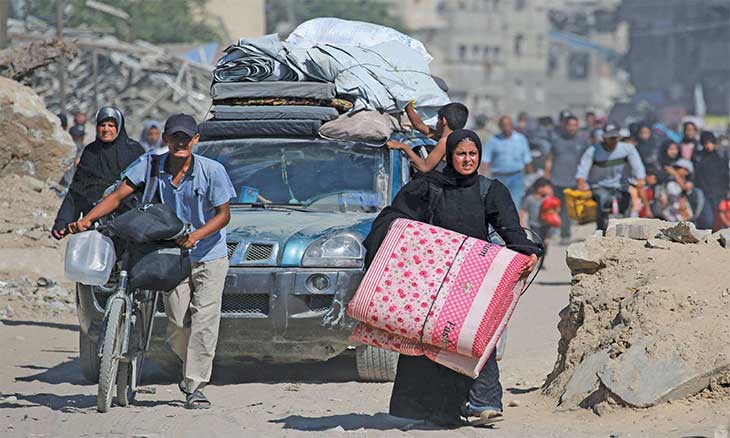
left=205, top=18, right=449, bottom=143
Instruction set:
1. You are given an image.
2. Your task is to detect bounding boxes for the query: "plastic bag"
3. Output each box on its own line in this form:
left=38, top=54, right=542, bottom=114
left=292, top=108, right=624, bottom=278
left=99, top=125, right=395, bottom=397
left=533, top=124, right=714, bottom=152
left=286, top=17, right=434, bottom=63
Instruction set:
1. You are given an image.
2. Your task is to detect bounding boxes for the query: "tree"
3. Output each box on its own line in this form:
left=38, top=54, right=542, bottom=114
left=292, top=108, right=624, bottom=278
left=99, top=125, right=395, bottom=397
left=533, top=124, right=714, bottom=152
left=23, top=0, right=222, bottom=43
left=266, top=0, right=406, bottom=35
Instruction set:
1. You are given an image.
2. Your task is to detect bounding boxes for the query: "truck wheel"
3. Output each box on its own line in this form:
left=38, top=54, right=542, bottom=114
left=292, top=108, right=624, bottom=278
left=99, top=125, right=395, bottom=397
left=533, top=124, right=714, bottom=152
left=79, top=331, right=99, bottom=384
left=355, top=346, right=398, bottom=382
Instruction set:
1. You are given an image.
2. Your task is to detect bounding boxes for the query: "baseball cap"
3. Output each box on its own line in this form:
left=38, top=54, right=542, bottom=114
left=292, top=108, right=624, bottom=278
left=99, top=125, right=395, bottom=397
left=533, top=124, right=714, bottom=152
left=603, top=122, right=621, bottom=138
left=673, top=158, right=694, bottom=174
left=164, top=113, right=198, bottom=137
left=559, top=110, right=575, bottom=121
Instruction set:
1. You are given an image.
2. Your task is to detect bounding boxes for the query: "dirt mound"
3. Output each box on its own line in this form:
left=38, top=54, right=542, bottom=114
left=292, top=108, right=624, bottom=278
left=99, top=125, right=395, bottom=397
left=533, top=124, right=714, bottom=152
left=0, top=174, right=63, bottom=250
left=0, top=76, right=74, bottom=181
left=544, top=219, right=730, bottom=412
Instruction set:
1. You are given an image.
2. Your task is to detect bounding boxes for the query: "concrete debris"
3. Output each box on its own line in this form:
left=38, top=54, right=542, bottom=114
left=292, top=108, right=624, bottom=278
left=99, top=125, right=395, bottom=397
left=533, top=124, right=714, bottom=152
left=565, top=237, right=606, bottom=275
left=702, top=229, right=730, bottom=248
left=658, top=221, right=712, bottom=244
left=0, top=276, right=74, bottom=318
left=644, top=239, right=671, bottom=250
left=605, top=218, right=672, bottom=240
left=8, top=19, right=213, bottom=131
left=545, top=230, right=730, bottom=410
left=0, top=77, right=75, bottom=181
left=0, top=40, right=73, bottom=81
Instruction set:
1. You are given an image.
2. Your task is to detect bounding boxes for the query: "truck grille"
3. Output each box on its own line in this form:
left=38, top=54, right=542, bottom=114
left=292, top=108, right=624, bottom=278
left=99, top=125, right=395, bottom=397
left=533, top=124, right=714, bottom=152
left=244, top=243, right=274, bottom=262
left=156, top=293, right=270, bottom=316
left=307, top=295, right=334, bottom=312
left=226, top=242, right=239, bottom=259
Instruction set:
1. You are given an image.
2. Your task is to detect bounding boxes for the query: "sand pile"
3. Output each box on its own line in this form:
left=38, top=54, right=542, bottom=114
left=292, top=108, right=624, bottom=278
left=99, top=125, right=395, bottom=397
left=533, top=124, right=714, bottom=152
left=544, top=219, right=730, bottom=413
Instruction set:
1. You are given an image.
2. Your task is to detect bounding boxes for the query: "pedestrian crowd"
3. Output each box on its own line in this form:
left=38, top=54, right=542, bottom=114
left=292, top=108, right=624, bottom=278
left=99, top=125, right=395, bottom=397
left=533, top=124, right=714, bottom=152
left=476, top=110, right=730, bottom=246
left=48, top=100, right=729, bottom=426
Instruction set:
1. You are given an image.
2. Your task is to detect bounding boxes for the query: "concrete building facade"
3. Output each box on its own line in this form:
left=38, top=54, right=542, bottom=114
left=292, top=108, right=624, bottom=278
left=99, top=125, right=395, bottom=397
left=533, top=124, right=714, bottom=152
left=398, top=0, right=628, bottom=122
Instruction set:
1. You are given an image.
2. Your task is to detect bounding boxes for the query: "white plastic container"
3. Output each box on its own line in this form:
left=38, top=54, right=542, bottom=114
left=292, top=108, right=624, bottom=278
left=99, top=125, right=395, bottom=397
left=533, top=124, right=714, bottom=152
left=64, top=230, right=116, bottom=286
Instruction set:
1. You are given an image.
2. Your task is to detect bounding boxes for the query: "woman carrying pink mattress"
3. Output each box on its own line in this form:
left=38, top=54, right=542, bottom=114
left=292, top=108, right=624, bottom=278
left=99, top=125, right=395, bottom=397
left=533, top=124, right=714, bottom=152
left=362, top=129, right=542, bottom=427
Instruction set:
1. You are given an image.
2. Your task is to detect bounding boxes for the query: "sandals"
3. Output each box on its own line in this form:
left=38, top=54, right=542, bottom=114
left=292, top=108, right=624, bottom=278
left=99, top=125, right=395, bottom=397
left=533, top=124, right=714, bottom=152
left=179, top=382, right=211, bottom=409
left=469, top=410, right=503, bottom=427
left=185, top=389, right=211, bottom=410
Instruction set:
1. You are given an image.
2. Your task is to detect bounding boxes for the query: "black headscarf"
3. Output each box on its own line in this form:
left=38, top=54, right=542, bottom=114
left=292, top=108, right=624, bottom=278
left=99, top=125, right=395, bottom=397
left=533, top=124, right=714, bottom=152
left=54, top=107, right=145, bottom=232
left=634, top=122, right=658, bottom=168
left=658, top=139, right=679, bottom=167
left=362, top=129, right=540, bottom=425
left=421, top=129, right=482, bottom=188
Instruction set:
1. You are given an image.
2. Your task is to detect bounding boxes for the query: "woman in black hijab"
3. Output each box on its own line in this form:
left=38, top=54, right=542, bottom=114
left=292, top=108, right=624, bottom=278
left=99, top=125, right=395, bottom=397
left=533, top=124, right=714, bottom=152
left=52, top=107, right=145, bottom=239
left=634, top=122, right=658, bottom=169
left=363, top=129, right=541, bottom=427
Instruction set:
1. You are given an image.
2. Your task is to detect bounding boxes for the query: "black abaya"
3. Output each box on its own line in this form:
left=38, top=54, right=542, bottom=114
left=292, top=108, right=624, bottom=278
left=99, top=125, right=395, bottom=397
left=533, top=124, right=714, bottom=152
left=53, top=112, right=144, bottom=233
left=363, top=130, right=541, bottom=425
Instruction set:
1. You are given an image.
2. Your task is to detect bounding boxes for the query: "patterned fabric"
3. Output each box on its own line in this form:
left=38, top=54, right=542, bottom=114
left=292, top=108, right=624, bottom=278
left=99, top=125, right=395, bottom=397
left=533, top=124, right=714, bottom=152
left=348, top=218, right=529, bottom=377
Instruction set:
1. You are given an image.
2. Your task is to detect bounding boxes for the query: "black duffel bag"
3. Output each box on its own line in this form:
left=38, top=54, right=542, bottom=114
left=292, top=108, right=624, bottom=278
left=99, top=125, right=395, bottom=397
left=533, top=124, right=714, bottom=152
left=107, top=203, right=186, bottom=243
left=128, top=242, right=191, bottom=292
left=107, top=156, right=193, bottom=292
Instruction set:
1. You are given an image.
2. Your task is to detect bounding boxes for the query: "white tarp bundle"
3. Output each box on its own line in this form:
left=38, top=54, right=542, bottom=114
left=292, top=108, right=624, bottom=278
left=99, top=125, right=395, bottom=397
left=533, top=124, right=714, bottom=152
left=285, top=17, right=434, bottom=64
left=213, top=19, right=447, bottom=117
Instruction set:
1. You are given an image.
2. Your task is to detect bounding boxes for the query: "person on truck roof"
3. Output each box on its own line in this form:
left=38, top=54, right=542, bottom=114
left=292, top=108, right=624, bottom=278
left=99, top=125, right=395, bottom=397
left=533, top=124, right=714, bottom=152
left=67, top=113, right=236, bottom=410
left=386, top=102, right=469, bottom=173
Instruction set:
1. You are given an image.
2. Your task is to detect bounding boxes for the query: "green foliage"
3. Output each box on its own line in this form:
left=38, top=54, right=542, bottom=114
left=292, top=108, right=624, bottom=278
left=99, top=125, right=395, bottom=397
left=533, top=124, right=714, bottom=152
left=23, top=0, right=222, bottom=43
left=266, top=0, right=406, bottom=35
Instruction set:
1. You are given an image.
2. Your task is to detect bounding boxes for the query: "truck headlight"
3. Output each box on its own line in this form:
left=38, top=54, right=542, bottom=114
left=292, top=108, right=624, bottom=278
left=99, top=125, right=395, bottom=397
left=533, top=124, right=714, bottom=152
left=302, top=233, right=365, bottom=268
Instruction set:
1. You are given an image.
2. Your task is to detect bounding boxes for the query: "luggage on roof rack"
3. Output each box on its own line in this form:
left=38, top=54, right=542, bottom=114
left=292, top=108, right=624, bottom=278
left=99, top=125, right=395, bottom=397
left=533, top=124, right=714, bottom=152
left=211, top=105, right=339, bottom=122
left=210, top=81, right=336, bottom=101
left=199, top=119, right=322, bottom=140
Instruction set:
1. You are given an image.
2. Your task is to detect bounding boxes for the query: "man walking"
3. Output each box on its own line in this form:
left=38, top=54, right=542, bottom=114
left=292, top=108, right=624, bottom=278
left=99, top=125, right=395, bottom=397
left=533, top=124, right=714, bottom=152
left=481, top=115, right=533, bottom=208
left=68, top=114, right=236, bottom=409
left=544, top=113, right=586, bottom=245
left=576, top=122, right=647, bottom=232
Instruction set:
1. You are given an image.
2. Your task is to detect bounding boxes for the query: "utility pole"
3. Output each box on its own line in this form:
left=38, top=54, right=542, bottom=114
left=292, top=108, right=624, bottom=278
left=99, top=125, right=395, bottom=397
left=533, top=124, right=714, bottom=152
left=57, top=0, right=66, bottom=115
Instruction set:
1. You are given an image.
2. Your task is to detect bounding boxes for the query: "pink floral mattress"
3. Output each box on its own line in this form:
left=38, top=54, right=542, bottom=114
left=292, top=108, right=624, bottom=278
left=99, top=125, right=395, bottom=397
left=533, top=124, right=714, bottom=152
left=348, top=218, right=529, bottom=377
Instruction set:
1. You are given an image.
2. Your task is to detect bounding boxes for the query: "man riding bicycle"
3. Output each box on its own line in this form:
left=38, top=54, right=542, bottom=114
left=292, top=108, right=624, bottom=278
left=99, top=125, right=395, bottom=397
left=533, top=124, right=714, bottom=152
left=575, top=122, right=647, bottom=232
left=69, top=113, right=236, bottom=409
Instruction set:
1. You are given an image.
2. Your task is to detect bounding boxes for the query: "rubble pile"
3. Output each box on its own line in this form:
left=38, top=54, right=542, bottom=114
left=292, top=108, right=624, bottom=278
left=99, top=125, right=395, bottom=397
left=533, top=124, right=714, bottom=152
left=0, top=77, right=74, bottom=319
left=0, top=76, right=75, bottom=181
left=0, top=276, right=74, bottom=320
left=8, top=19, right=213, bottom=129
left=544, top=218, right=730, bottom=413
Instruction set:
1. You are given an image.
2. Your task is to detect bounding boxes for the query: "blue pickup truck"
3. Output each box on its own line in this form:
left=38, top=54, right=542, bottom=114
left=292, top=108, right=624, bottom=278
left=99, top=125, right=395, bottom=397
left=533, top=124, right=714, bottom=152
left=77, top=116, right=412, bottom=382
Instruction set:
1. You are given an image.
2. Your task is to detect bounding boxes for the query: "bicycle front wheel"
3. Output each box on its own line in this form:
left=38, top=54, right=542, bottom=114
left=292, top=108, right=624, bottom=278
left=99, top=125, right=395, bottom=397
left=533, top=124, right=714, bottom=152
left=97, top=298, right=124, bottom=413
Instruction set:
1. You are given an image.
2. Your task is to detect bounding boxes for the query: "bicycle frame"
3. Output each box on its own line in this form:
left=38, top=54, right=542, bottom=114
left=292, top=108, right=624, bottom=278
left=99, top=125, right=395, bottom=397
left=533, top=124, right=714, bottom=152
left=97, top=267, right=159, bottom=393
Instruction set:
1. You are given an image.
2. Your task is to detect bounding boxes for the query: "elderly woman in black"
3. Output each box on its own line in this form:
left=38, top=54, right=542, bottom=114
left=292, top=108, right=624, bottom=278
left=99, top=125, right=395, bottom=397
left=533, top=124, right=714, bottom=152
left=363, top=129, right=541, bottom=427
left=52, top=107, right=144, bottom=239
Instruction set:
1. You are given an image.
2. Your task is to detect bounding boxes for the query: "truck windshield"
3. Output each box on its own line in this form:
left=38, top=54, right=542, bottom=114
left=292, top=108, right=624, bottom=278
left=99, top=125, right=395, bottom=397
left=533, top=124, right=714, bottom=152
left=196, top=138, right=391, bottom=213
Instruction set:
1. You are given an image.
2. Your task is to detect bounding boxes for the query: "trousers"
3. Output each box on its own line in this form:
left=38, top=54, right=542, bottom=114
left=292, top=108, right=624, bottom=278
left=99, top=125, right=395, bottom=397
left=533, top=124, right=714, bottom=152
left=163, top=256, right=228, bottom=392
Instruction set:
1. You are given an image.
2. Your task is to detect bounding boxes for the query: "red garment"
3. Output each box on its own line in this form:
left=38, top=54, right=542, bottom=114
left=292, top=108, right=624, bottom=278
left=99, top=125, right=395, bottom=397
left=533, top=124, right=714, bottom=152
left=540, top=196, right=561, bottom=228
left=639, top=187, right=655, bottom=218
left=714, top=200, right=730, bottom=232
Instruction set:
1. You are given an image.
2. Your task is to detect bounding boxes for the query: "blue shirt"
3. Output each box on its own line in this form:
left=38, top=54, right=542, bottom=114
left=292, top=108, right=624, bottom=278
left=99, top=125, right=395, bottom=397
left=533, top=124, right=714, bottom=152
left=483, top=132, right=532, bottom=174
left=123, top=153, right=236, bottom=263
left=576, top=142, right=646, bottom=190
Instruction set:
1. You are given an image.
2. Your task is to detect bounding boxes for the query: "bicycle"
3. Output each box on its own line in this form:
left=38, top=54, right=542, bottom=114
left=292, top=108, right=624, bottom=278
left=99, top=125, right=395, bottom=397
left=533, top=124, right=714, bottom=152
left=94, top=227, right=160, bottom=413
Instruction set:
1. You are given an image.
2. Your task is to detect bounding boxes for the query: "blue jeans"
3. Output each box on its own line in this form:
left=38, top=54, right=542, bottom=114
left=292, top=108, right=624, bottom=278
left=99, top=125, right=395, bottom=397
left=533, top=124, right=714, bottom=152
left=494, top=171, right=525, bottom=210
